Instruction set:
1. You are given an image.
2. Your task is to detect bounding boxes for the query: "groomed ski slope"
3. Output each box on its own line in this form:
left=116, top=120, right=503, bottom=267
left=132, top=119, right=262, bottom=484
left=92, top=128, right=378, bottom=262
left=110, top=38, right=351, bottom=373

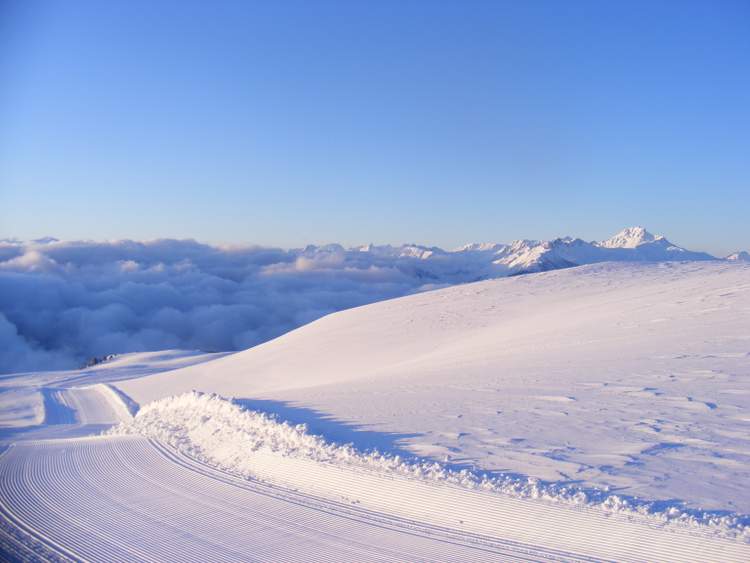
left=1, top=434, right=747, bottom=563
left=119, top=261, right=750, bottom=513
left=1, top=387, right=748, bottom=562
left=1, top=437, right=530, bottom=562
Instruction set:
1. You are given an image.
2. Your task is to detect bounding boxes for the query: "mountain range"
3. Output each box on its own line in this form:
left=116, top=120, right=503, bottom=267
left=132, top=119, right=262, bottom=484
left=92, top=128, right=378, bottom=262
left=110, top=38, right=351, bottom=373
left=297, top=226, right=735, bottom=284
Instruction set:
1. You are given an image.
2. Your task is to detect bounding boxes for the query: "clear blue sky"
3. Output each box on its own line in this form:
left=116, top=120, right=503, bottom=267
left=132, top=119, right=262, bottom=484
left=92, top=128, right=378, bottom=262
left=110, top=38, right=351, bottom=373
left=1, top=1, right=748, bottom=254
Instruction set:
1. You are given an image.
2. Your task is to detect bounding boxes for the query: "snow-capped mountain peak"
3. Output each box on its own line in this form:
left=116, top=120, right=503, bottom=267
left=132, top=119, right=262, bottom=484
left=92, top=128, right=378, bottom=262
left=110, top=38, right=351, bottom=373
left=455, top=227, right=715, bottom=278
left=726, top=250, right=750, bottom=262
left=455, top=242, right=504, bottom=253
left=598, top=226, right=661, bottom=249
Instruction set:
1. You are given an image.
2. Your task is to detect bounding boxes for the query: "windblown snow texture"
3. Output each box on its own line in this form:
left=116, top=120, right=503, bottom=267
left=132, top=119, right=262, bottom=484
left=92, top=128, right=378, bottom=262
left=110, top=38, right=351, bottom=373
left=109, top=391, right=749, bottom=537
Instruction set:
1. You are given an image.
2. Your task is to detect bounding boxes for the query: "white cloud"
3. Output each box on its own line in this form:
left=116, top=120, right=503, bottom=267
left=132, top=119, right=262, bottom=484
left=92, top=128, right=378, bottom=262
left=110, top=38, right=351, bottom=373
left=0, top=239, right=440, bottom=373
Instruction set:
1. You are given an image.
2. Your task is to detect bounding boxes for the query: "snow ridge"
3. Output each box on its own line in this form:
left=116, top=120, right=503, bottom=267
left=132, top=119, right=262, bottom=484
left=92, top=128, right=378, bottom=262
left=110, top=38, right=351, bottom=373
left=109, top=392, right=749, bottom=539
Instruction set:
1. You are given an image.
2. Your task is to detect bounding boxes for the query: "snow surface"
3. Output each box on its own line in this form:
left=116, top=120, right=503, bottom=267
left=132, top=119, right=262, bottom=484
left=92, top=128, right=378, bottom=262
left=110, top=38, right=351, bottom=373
left=3, top=436, right=526, bottom=562
left=1, top=382, right=747, bottom=561
left=108, top=392, right=748, bottom=535
left=2, top=260, right=750, bottom=560
left=119, top=261, right=750, bottom=514
left=0, top=350, right=221, bottom=442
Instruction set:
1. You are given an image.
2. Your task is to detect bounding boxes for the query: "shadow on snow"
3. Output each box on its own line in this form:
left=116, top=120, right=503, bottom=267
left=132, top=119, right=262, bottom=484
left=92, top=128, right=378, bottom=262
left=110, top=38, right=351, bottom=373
left=235, top=397, right=421, bottom=459
left=234, top=396, right=750, bottom=527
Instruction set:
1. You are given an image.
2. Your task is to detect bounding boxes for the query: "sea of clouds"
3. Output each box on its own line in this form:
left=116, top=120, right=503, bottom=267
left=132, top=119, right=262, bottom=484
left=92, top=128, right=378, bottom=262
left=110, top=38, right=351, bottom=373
left=0, top=238, right=486, bottom=374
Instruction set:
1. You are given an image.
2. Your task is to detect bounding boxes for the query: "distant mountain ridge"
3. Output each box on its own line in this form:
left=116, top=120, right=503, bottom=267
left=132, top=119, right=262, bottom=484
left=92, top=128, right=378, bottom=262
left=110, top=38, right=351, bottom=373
left=300, top=226, right=720, bottom=283
left=726, top=250, right=750, bottom=262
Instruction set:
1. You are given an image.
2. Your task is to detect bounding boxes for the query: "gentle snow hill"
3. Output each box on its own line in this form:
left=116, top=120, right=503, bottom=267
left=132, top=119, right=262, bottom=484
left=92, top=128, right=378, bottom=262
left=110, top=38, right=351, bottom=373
left=118, top=261, right=750, bottom=513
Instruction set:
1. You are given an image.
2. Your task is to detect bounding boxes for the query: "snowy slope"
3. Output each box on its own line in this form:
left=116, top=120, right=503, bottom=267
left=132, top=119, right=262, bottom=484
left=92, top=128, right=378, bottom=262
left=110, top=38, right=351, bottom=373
left=3, top=261, right=750, bottom=560
left=2, top=436, right=527, bottom=562
left=0, top=350, right=223, bottom=442
left=1, top=378, right=747, bottom=562
left=119, top=261, right=750, bottom=514
left=7, top=431, right=747, bottom=562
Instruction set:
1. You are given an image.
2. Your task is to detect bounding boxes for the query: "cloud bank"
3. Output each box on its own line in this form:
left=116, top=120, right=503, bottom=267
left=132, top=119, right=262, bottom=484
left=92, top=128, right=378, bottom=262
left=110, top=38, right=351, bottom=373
left=0, top=238, right=470, bottom=373
left=0, top=230, right=722, bottom=374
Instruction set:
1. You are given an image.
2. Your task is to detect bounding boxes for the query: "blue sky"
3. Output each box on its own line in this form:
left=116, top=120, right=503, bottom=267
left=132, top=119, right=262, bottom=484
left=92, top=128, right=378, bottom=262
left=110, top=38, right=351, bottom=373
left=1, top=1, right=748, bottom=254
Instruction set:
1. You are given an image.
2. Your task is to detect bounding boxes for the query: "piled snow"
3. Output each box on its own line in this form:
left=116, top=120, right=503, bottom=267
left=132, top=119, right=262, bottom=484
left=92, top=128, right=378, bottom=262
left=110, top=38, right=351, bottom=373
left=109, top=391, right=750, bottom=538
left=0, top=228, right=717, bottom=373
left=109, top=392, right=345, bottom=467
